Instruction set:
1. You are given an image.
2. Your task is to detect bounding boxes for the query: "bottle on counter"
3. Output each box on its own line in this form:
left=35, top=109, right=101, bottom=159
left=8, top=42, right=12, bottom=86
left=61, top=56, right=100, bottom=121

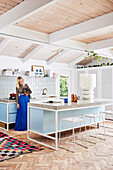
left=74, top=94, right=78, bottom=102
left=71, top=94, right=74, bottom=102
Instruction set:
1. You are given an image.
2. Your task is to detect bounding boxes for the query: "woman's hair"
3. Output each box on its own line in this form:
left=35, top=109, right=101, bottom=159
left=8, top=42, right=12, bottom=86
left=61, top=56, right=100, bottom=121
left=16, top=76, right=24, bottom=89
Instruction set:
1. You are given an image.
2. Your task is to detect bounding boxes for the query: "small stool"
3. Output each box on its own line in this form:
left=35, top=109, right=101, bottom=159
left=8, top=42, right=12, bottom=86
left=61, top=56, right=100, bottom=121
left=100, top=111, right=113, bottom=137
left=83, top=112, right=106, bottom=141
left=59, top=116, right=88, bottom=152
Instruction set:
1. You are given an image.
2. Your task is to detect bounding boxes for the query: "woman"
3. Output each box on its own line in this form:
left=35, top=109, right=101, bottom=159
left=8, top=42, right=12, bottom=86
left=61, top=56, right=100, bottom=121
left=14, top=76, right=32, bottom=131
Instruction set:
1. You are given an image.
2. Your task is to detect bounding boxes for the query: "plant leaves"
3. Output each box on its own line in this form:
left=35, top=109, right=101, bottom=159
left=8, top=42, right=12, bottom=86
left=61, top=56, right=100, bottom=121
left=97, top=59, right=99, bottom=62
left=90, top=51, right=94, bottom=53
left=99, top=57, right=103, bottom=60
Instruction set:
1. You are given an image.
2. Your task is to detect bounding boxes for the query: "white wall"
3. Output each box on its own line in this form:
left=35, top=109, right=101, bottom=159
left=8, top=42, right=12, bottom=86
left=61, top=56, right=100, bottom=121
left=0, top=55, right=76, bottom=99
left=0, top=76, right=56, bottom=98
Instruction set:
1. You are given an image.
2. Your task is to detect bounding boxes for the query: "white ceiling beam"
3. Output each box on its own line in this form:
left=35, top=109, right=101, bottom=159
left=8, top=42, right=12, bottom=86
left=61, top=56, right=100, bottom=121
left=0, top=0, right=58, bottom=29
left=51, top=39, right=88, bottom=51
left=47, top=50, right=70, bottom=65
left=93, top=49, right=113, bottom=59
left=0, top=25, right=49, bottom=43
left=88, top=38, right=113, bottom=50
left=68, top=55, right=85, bottom=67
left=22, top=45, right=44, bottom=63
left=0, top=29, right=87, bottom=54
left=109, top=49, right=113, bottom=56
left=49, top=12, right=113, bottom=43
left=0, top=38, right=11, bottom=52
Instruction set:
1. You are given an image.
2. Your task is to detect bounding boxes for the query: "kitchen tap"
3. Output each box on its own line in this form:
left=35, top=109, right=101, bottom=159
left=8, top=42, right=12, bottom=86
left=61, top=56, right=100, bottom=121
left=42, top=88, right=48, bottom=95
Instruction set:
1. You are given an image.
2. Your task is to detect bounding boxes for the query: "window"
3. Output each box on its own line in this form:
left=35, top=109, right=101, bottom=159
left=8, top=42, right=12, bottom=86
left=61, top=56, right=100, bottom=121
left=60, top=75, right=68, bottom=97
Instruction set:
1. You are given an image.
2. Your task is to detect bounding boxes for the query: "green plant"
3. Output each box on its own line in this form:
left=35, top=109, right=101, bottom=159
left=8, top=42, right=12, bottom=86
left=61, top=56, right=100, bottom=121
left=84, top=51, right=108, bottom=64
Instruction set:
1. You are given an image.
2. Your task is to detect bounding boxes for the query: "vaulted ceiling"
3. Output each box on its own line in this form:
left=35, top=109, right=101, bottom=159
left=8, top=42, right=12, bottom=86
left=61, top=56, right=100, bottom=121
left=0, top=0, right=113, bottom=66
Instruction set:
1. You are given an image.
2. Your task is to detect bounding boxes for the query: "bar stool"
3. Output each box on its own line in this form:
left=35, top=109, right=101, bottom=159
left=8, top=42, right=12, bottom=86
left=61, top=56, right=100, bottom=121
left=59, top=116, right=88, bottom=152
left=83, top=112, right=106, bottom=141
left=100, top=110, right=113, bottom=137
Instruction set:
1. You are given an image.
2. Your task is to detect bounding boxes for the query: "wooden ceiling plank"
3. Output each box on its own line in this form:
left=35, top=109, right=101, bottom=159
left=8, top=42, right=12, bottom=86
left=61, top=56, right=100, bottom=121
left=77, top=0, right=106, bottom=16
left=57, top=1, right=92, bottom=20
left=16, top=19, right=62, bottom=34
left=27, top=5, right=79, bottom=27
left=0, top=0, right=17, bottom=6
left=61, top=0, right=101, bottom=17
left=0, top=0, right=57, bottom=28
left=23, top=44, right=44, bottom=62
left=0, top=3, right=14, bottom=10
left=0, top=0, right=24, bottom=16
left=97, top=0, right=113, bottom=10
left=82, top=0, right=111, bottom=13
left=59, top=0, right=92, bottom=18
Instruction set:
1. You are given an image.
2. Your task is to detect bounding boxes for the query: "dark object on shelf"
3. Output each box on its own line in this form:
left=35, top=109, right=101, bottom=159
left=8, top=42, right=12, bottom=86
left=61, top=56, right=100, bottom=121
left=9, top=93, right=16, bottom=100
left=47, top=101, right=53, bottom=103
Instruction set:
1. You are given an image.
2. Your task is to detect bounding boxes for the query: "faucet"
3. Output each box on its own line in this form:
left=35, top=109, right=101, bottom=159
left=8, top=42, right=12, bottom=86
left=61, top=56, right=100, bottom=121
left=42, top=88, right=48, bottom=95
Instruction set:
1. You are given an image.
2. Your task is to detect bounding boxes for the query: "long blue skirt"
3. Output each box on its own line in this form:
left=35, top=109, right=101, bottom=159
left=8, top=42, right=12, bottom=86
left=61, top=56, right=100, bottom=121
left=14, top=95, right=30, bottom=131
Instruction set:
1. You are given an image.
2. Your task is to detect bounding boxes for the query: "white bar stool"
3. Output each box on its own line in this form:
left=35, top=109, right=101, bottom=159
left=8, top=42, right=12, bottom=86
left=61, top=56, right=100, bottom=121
left=59, top=116, right=88, bottom=152
left=100, top=110, right=113, bottom=137
left=83, top=112, right=106, bottom=141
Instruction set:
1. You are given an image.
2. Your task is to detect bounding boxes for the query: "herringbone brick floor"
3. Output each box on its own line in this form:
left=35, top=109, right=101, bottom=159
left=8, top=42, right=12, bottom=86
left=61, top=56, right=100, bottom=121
left=0, top=122, right=113, bottom=170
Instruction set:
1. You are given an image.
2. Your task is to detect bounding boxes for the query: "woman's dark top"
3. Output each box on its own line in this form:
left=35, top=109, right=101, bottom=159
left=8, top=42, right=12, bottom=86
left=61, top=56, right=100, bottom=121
left=16, top=84, right=32, bottom=104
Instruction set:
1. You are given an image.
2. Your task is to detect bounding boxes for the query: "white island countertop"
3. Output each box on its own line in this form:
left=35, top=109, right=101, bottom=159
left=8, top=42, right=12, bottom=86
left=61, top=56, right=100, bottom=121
left=29, top=98, right=113, bottom=111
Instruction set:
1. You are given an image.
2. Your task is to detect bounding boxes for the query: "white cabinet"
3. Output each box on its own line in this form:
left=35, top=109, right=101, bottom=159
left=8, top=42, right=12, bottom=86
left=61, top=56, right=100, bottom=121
left=101, top=68, right=112, bottom=99
left=101, top=68, right=113, bottom=111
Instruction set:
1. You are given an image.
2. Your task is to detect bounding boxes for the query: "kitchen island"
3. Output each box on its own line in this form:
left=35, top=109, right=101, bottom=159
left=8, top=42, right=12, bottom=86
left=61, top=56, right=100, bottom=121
left=28, top=98, right=113, bottom=150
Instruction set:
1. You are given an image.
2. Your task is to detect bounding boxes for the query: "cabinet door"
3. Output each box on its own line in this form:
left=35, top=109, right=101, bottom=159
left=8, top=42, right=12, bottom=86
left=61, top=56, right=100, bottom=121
left=0, top=103, right=7, bottom=122
left=101, top=68, right=112, bottom=99
left=8, top=103, right=17, bottom=113
left=101, top=68, right=112, bottom=110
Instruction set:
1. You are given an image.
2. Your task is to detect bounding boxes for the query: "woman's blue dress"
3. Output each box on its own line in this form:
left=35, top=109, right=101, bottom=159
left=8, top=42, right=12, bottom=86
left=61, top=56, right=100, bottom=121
left=14, top=95, right=30, bottom=131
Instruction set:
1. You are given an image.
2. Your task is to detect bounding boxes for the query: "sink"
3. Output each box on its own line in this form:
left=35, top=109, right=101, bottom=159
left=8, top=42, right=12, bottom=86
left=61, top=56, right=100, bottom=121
left=41, top=96, right=56, bottom=98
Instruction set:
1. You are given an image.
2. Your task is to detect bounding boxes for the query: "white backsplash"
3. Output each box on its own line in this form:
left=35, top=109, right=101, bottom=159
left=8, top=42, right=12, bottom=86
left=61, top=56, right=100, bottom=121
left=0, top=76, right=57, bottom=98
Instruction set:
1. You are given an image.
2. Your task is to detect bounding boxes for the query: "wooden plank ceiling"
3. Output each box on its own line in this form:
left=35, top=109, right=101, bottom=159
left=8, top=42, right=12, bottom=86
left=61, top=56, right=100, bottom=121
left=56, top=51, right=83, bottom=63
left=77, top=56, right=97, bottom=65
left=32, top=46, right=63, bottom=61
left=71, top=25, right=113, bottom=43
left=0, top=39, right=38, bottom=58
left=0, top=0, right=24, bottom=16
left=14, top=0, right=113, bottom=34
left=0, top=37, right=83, bottom=64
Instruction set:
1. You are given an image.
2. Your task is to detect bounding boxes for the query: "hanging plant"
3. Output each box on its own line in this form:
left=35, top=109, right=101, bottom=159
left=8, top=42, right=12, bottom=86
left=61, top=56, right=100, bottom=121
left=84, top=50, right=112, bottom=64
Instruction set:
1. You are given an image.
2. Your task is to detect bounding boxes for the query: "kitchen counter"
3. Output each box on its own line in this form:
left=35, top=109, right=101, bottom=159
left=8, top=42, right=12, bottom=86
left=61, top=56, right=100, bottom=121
left=28, top=98, right=113, bottom=150
left=29, top=98, right=113, bottom=111
left=0, top=98, right=16, bottom=103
